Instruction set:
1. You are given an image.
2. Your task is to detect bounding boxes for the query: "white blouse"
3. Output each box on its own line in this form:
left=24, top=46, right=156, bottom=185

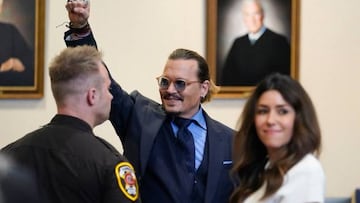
left=244, top=154, right=325, bottom=203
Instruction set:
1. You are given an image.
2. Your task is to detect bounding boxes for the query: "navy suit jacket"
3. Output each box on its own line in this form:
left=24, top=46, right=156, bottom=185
left=65, top=30, right=235, bottom=203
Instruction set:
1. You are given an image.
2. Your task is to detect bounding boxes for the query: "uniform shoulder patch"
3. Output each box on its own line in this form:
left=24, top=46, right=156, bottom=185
left=115, top=162, right=139, bottom=201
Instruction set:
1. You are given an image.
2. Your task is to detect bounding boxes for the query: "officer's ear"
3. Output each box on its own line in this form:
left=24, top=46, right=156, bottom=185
left=86, top=87, right=97, bottom=106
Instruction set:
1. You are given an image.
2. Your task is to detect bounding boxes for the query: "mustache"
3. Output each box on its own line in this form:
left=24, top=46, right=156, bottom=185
left=162, top=93, right=183, bottom=101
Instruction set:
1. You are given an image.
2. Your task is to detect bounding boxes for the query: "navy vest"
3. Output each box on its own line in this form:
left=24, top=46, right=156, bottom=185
left=140, top=120, right=209, bottom=203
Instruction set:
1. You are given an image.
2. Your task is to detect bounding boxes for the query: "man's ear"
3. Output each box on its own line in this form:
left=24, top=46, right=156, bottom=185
left=200, top=80, right=210, bottom=98
left=86, top=88, right=97, bottom=106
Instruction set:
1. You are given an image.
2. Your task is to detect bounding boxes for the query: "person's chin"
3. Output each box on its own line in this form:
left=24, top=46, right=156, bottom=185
left=163, top=105, right=182, bottom=115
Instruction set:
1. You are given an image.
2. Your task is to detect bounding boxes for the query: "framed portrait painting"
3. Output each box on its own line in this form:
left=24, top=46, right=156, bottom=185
left=0, top=0, right=45, bottom=99
left=206, top=0, right=299, bottom=98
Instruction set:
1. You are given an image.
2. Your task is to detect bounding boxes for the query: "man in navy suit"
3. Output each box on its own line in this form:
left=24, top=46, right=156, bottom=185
left=221, top=0, right=290, bottom=86
left=64, top=1, right=234, bottom=203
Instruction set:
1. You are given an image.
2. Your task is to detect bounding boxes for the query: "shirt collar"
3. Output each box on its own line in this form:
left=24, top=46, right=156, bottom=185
left=190, top=107, right=207, bottom=130
left=248, top=26, right=266, bottom=41
left=50, top=114, right=93, bottom=133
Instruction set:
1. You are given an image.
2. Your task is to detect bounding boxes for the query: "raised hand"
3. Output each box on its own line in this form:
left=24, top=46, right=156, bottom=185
left=65, top=0, right=90, bottom=28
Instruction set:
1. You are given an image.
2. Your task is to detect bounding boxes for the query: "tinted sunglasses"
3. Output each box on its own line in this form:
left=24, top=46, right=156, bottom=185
left=156, top=76, right=201, bottom=92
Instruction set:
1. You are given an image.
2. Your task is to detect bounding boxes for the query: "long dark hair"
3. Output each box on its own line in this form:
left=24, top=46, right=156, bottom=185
left=230, top=73, right=321, bottom=202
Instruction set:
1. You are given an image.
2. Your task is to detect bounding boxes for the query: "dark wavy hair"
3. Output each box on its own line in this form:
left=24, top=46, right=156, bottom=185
left=168, top=48, right=219, bottom=103
left=230, top=73, right=321, bottom=203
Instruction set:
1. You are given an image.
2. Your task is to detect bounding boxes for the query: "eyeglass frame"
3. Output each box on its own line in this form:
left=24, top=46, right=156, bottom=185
left=156, top=76, right=202, bottom=92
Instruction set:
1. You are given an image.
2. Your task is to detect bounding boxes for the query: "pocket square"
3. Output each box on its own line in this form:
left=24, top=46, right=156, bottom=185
left=222, top=160, right=232, bottom=165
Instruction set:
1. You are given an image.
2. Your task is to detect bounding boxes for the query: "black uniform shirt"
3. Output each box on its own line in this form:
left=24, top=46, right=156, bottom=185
left=1, top=114, right=140, bottom=203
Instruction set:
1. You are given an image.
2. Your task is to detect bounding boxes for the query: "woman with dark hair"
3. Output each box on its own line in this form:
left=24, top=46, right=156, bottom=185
left=230, top=73, right=325, bottom=203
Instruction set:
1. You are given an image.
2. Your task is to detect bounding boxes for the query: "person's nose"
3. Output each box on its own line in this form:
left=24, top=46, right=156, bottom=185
left=166, top=81, right=178, bottom=93
left=266, top=111, right=276, bottom=125
left=250, top=16, right=257, bottom=23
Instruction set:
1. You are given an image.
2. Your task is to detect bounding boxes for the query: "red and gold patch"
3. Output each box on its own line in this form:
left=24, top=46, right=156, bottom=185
left=115, top=162, right=139, bottom=201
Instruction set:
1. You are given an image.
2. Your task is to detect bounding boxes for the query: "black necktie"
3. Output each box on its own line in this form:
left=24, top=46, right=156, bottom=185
left=173, top=117, right=195, bottom=173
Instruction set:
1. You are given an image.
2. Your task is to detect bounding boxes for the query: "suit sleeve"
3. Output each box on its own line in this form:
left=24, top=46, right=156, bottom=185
left=64, top=29, right=98, bottom=48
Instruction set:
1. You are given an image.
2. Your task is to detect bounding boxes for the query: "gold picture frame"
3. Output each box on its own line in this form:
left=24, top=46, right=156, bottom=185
left=0, top=0, right=45, bottom=99
left=206, top=0, right=299, bottom=98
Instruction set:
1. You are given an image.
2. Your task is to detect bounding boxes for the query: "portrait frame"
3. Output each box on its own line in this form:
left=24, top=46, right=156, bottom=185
left=206, top=0, right=299, bottom=98
left=0, top=0, right=45, bottom=99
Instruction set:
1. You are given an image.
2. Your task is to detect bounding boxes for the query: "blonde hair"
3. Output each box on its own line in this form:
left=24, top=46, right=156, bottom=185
left=49, top=45, right=103, bottom=105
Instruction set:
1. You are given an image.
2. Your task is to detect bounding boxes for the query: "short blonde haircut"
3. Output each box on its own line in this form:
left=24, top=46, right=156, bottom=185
left=49, top=45, right=103, bottom=105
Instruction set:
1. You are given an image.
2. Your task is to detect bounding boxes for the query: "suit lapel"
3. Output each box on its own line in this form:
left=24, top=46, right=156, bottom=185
left=139, top=104, right=166, bottom=175
left=204, top=116, right=226, bottom=202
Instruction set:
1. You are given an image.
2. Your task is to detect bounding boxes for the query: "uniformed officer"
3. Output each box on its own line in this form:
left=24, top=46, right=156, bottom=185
left=1, top=45, right=140, bottom=203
